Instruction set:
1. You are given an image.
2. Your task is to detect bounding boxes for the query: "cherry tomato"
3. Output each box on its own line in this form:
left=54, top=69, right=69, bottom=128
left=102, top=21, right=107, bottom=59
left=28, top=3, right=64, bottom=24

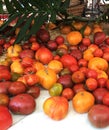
left=62, top=88, right=74, bottom=100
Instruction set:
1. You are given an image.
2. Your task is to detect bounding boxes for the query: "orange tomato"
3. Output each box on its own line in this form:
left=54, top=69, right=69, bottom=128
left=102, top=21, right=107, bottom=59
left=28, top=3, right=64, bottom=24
left=72, top=70, right=85, bottom=83
left=36, top=68, right=57, bottom=89
left=60, top=25, right=72, bottom=34
left=83, top=49, right=94, bottom=61
left=72, top=91, right=95, bottom=113
left=66, top=31, right=82, bottom=45
left=48, top=60, right=63, bottom=73
left=43, top=96, right=69, bottom=120
left=72, top=21, right=84, bottom=30
left=88, top=57, right=108, bottom=72
left=33, top=61, right=45, bottom=71
left=83, top=25, right=92, bottom=36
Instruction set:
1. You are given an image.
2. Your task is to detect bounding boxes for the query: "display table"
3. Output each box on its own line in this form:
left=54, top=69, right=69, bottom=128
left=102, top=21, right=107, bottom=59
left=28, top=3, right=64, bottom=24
left=8, top=90, right=109, bottom=130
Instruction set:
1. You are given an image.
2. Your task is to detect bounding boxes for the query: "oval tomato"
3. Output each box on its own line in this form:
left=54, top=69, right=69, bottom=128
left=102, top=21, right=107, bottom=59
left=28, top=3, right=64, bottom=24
left=35, top=47, right=53, bottom=64
left=0, top=106, right=13, bottom=130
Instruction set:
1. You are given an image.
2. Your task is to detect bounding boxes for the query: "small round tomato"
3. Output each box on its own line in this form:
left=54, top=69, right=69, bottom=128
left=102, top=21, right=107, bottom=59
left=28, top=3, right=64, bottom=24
left=62, top=88, right=74, bottom=100
left=49, top=83, right=63, bottom=96
left=31, top=41, right=40, bottom=51
left=103, top=92, right=109, bottom=106
left=55, top=35, right=64, bottom=45
left=29, top=35, right=37, bottom=43
left=0, top=106, right=13, bottom=130
left=85, top=78, right=98, bottom=91
left=82, top=37, right=91, bottom=46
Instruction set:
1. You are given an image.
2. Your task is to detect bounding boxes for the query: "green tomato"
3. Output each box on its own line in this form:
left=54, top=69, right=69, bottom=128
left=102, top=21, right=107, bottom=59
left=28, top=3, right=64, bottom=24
left=11, top=72, right=21, bottom=81
left=49, top=83, right=63, bottom=96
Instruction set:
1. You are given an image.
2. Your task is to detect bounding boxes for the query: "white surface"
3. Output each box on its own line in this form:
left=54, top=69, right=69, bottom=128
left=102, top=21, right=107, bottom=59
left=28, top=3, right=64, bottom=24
left=8, top=90, right=109, bottom=130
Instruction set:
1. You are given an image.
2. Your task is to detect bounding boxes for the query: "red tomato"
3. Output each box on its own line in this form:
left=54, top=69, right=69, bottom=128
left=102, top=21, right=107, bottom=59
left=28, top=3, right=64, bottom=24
left=85, top=78, right=98, bottom=91
left=31, top=42, right=40, bottom=51
left=0, top=69, right=11, bottom=81
left=3, top=42, right=11, bottom=49
left=25, top=74, right=39, bottom=86
left=9, top=37, right=16, bottom=45
left=78, top=58, right=88, bottom=67
left=55, top=35, right=64, bottom=45
left=35, top=47, right=53, bottom=64
left=24, top=67, right=36, bottom=75
left=93, top=48, right=103, bottom=57
left=73, top=83, right=85, bottom=94
left=105, top=37, right=109, bottom=45
left=21, top=57, right=34, bottom=68
left=0, top=106, right=12, bottom=130
left=86, top=68, right=98, bottom=79
left=82, top=37, right=91, bottom=46
left=62, top=88, right=74, bottom=100
left=97, top=78, right=107, bottom=88
left=60, top=54, right=77, bottom=68
left=0, top=38, right=5, bottom=45
left=103, top=92, right=109, bottom=106
left=29, top=35, right=37, bottom=43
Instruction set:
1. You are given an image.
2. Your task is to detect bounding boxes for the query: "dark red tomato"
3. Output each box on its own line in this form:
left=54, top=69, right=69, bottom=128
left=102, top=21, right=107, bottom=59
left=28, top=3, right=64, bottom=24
left=0, top=69, right=11, bottom=81
left=0, top=38, right=5, bottom=45
left=93, top=87, right=108, bottom=104
left=0, top=106, right=12, bottom=130
left=29, top=35, right=37, bottom=43
left=0, top=81, right=12, bottom=94
left=55, top=35, right=64, bottom=45
left=0, top=65, right=9, bottom=70
left=27, top=86, right=40, bottom=99
left=8, top=81, right=27, bottom=96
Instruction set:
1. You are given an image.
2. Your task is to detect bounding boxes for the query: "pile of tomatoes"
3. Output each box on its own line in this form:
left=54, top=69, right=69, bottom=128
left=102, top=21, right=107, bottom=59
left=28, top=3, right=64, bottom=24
left=1, top=22, right=109, bottom=129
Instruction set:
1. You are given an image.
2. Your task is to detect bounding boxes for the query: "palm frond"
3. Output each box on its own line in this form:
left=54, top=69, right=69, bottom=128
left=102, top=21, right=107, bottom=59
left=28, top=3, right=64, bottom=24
left=0, top=0, right=71, bottom=43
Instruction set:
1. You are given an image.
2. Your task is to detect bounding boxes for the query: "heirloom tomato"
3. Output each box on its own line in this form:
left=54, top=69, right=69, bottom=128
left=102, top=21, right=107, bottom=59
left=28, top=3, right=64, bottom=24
left=36, top=68, right=57, bottom=89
